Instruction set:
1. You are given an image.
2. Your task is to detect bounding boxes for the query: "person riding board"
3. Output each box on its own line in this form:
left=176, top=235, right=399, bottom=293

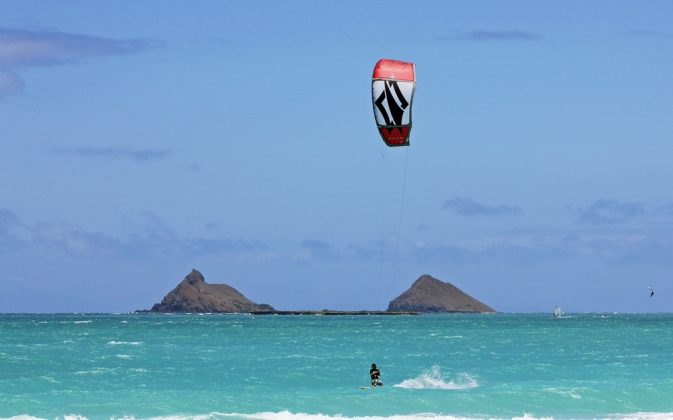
left=370, top=363, right=383, bottom=386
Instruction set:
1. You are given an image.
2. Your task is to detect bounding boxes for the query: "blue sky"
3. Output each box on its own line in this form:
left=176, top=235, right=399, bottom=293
left=1, top=1, right=671, bottom=313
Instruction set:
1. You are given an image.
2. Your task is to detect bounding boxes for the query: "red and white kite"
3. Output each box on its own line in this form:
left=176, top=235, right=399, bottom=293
left=372, top=59, right=416, bottom=147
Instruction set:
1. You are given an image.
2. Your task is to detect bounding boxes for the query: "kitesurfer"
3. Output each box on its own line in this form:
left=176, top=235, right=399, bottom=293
left=370, top=363, right=383, bottom=386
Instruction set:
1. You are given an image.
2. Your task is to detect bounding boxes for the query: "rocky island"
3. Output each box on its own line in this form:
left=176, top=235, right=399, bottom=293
left=149, top=269, right=274, bottom=313
left=145, top=270, right=493, bottom=314
left=387, top=274, right=495, bottom=313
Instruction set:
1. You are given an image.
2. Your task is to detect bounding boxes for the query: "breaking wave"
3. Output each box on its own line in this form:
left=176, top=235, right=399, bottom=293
left=393, top=366, right=479, bottom=390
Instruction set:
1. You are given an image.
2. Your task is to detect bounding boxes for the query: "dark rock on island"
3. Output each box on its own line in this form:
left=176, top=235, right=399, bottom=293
left=149, top=269, right=274, bottom=313
left=387, top=274, right=495, bottom=313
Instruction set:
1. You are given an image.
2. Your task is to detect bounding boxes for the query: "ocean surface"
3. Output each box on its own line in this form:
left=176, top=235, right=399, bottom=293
left=1, top=313, right=672, bottom=420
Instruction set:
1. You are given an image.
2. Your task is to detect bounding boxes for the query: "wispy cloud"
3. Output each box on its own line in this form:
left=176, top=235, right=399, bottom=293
left=125, top=212, right=268, bottom=259
left=0, top=208, right=31, bottom=250
left=0, top=209, right=267, bottom=260
left=439, top=30, right=543, bottom=42
left=0, top=28, right=155, bottom=67
left=656, top=204, right=673, bottom=215
left=49, top=147, right=171, bottom=162
left=300, top=239, right=337, bottom=261
left=301, top=239, right=333, bottom=252
left=624, top=29, right=669, bottom=38
left=577, top=199, right=644, bottom=225
left=442, top=197, right=522, bottom=217
left=0, top=208, right=22, bottom=231
left=33, top=221, right=123, bottom=256
left=344, top=226, right=673, bottom=266
left=0, top=71, right=24, bottom=96
left=2, top=207, right=672, bottom=271
left=0, top=27, right=157, bottom=96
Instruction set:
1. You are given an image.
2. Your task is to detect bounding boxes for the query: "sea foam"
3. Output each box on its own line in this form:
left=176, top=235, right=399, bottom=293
left=393, top=366, right=478, bottom=390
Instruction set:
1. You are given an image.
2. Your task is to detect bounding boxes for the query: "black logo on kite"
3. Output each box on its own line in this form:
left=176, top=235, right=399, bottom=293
left=375, top=81, right=409, bottom=126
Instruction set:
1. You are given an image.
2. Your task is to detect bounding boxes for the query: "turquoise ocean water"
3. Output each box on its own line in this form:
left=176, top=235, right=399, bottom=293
left=1, top=313, right=672, bottom=419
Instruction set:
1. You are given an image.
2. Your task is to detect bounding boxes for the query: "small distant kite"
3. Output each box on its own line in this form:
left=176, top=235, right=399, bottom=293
left=648, top=286, right=655, bottom=298
left=372, top=59, right=416, bottom=147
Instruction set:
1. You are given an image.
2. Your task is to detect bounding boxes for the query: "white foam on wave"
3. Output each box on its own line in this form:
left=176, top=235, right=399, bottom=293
left=511, top=416, right=552, bottom=420
left=73, top=367, right=117, bottom=375
left=393, top=366, right=478, bottom=390
left=608, top=414, right=673, bottom=420
left=542, top=387, right=582, bottom=400
left=107, top=341, right=142, bottom=346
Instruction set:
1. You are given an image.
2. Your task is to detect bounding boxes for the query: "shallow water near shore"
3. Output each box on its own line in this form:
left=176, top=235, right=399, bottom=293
left=1, top=313, right=672, bottom=419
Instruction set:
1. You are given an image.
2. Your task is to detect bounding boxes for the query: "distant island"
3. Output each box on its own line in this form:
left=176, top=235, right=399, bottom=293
left=148, top=269, right=275, bottom=313
left=143, top=270, right=495, bottom=314
left=388, top=274, right=495, bottom=313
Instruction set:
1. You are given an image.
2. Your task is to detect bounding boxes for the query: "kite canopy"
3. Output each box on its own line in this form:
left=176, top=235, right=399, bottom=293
left=372, top=59, right=416, bottom=147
